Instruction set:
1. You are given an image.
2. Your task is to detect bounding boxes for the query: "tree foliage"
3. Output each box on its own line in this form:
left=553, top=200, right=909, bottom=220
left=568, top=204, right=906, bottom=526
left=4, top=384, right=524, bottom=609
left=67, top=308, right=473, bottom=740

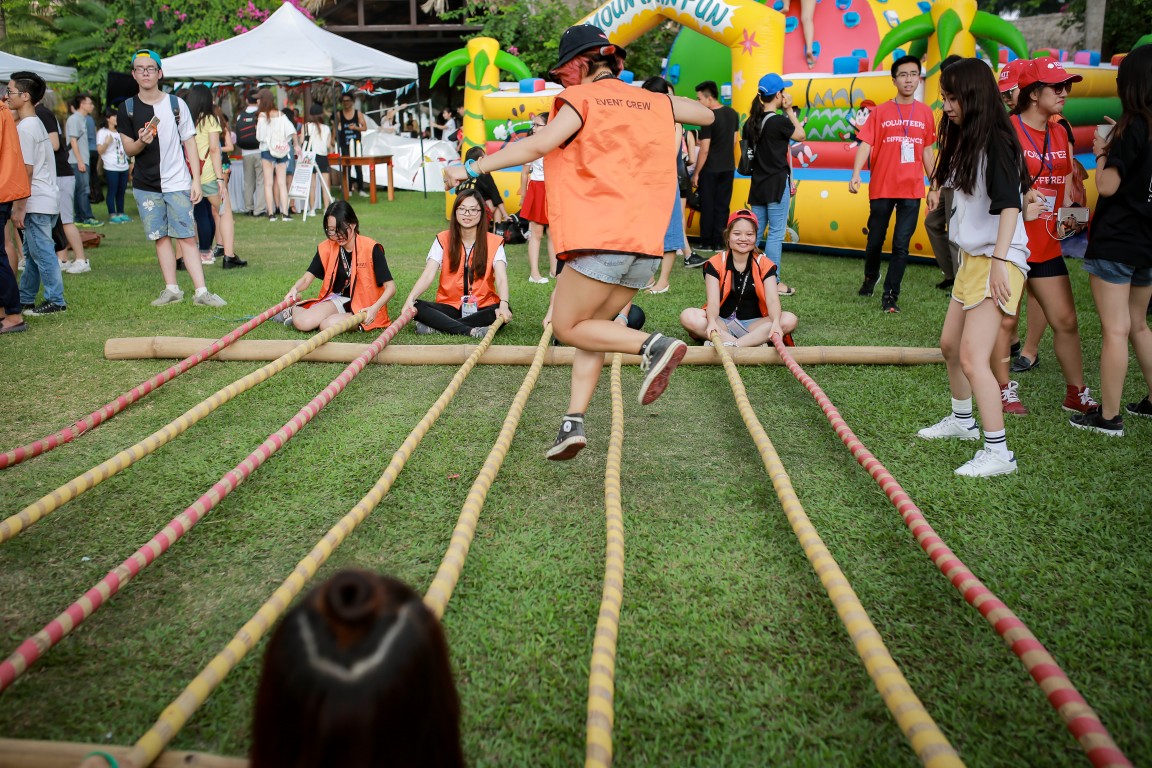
left=1063, top=0, right=1152, bottom=56
left=445, top=0, right=679, bottom=82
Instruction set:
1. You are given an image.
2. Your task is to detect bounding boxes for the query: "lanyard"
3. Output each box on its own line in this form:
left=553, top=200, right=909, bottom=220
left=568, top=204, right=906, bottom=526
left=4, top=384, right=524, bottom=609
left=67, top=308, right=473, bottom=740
left=1016, top=115, right=1053, bottom=184
left=461, top=242, right=475, bottom=297
left=893, top=101, right=910, bottom=138
left=337, top=245, right=353, bottom=292
left=727, top=253, right=754, bottom=307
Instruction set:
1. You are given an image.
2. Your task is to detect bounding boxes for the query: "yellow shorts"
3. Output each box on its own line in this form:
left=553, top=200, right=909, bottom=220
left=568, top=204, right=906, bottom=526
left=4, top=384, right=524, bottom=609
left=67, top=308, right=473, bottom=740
left=952, top=250, right=1026, bottom=315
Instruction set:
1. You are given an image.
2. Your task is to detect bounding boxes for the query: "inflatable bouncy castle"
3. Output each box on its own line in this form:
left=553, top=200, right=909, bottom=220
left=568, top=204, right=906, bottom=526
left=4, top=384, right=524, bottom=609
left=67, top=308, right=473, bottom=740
left=437, top=0, right=1132, bottom=257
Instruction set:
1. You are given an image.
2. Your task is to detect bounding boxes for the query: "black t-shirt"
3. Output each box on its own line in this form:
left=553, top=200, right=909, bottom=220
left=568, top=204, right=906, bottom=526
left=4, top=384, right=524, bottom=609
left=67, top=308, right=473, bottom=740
left=700, top=105, right=738, bottom=173
left=1085, top=115, right=1152, bottom=268
left=983, top=137, right=1025, bottom=215
left=475, top=172, right=502, bottom=210
left=704, top=253, right=777, bottom=320
left=747, top=113, right=794, bottom=206
left=35, top=105, right=73, bottom=178
left=308, top=243, right=391, bottom=297
left=336, top=110, right=361, bottom=148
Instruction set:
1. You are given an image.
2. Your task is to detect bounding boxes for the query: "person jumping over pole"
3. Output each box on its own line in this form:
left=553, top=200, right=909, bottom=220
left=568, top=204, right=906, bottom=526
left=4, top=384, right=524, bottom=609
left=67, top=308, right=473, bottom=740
left=445, top=24, right=715, bottom=461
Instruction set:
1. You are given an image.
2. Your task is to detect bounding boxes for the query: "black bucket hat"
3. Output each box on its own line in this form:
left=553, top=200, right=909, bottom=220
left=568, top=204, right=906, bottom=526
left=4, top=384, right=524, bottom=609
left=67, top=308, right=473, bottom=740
left=552, top=24, right=627, bottom=73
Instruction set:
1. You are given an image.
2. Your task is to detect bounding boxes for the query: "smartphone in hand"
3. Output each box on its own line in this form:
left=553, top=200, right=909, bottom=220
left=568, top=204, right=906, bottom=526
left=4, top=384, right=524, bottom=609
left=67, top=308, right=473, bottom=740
left=146, top=116, right=161, bottom=133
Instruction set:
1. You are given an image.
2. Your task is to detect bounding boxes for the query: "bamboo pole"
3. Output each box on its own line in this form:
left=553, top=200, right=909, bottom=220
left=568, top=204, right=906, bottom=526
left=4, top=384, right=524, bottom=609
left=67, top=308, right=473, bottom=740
left=0, top=739, right=245, bottom=768
left=106, top=337, right=945, bottom=366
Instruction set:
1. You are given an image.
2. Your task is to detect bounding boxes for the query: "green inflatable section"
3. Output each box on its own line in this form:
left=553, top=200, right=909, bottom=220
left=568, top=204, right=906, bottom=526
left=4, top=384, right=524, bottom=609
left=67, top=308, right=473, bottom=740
left=1061, top=98, right=1123, bottom=126
left=667, top=29, right=734, bottom=101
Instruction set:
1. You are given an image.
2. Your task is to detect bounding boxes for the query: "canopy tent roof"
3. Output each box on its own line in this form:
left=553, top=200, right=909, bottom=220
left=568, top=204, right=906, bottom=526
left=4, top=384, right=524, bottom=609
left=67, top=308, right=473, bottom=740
left=160, top=3, right=418, bottom=82
left=0, top=51, right=78, bottom=83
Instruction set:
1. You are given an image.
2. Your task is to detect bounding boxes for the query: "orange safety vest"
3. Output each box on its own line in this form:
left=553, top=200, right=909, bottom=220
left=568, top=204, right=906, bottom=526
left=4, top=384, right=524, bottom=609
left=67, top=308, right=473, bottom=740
left=543, top=78, right=676, bottom=260
left=704, top=251, right=774, bottom=317
left=433, top=230, right=504, bottom=309
left=0, top=108, right=32, bottom=204
left=299, top=234, right=391, bottom=330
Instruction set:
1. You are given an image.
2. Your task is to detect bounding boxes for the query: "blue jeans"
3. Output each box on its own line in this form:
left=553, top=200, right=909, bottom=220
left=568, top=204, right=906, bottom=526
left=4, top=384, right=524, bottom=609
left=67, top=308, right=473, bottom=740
left=71, top=163, right=95, bottom=221
left=751, top=184, right=791, bottom=272
left=0, top=203, right=20, bottom=314
left=105, top=169, right=128, bottom=216
left=863, top=197, right=920, bottom=298
left=19, top=212, right=65, bottom=306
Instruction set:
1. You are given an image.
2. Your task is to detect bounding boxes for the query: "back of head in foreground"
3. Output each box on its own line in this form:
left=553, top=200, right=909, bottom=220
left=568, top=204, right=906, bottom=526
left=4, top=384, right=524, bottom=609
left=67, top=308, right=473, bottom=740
left=251, top=569, right=464, bottom=768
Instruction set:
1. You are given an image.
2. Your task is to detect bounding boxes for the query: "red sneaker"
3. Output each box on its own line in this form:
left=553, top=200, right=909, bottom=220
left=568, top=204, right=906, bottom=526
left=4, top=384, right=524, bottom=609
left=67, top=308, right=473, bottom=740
left=1001, top=381, right=1029, bottom=416
left=1062, top=384, right=1100, bottom=414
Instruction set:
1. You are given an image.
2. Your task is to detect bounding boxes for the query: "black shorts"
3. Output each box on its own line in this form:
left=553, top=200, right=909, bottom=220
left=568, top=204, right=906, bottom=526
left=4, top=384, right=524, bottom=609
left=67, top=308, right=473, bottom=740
left=315, top=155, right=330, bottom=172
left=1027, top=256, right=1070, bottom=279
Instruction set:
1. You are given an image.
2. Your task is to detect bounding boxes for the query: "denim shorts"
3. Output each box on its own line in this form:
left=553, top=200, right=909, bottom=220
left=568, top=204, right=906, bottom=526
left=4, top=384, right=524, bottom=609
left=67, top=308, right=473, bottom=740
left=1083, top=257, right=1152, bottom=287
left=261, top=150, right=290, bottom=164
left=133, top=189, right=195, bottom=240
left=568, top=252, right=660, bottom=289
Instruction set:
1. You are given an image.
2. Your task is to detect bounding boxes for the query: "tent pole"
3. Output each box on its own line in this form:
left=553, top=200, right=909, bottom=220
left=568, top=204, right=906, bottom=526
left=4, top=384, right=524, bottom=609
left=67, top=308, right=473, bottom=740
left=417, top=80, right=427, bottom=199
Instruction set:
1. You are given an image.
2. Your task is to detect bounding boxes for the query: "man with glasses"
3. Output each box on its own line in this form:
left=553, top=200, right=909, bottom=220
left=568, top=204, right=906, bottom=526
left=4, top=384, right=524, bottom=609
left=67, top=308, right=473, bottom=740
left=849, top=55, right=936, bottom=313
left=7, top=72, right=66, bottom=317
left=1, top=82, right=33, bottom=332
left=116, top=49, right=225, bottom=307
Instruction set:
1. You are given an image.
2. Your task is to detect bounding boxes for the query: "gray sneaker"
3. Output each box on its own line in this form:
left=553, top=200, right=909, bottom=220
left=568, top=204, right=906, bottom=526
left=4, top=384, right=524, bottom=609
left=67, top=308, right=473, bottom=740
left=414, top=321, right=438, bottom=335
left=193, top=291, right=227, bottom=307
left=151, top=287, right=185, bottom=306
left=270, top=308, right=294, bottom=326
left=546, top=415, right=587, bottom=461
left=469, top=325, right=491, bottom=339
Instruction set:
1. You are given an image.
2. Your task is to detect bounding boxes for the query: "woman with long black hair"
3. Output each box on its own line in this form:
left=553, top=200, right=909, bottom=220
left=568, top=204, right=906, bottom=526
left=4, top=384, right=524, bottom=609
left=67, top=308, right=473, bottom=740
left=917, top=58, right=1037, bottom=477
left=402, top=188, right=512, bottom=338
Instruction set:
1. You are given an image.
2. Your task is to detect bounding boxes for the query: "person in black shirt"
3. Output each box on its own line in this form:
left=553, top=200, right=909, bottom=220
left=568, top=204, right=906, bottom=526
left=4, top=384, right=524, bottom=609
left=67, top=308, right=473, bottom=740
left=462, top=146, right=508, bottom=224
left=277, top=202, right=394, bottom=331
left=692, top=81, right=739, bottom=251
left=745, top=73, right=805, bottom=296
left=679, top=209, right=797, bottom=347
left=33, top=101, right=88, bottom=272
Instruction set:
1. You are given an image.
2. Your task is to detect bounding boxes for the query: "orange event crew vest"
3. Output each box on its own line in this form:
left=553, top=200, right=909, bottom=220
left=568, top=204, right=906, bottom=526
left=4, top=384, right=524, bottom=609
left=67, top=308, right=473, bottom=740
left=543, top=78, right=677, bottom=260
left=0, top=108, right=32, bottom=203
left=433, top=230, right=504, bottom=309
left=299, top=234, right=391, bottom=330
left=704, top=251, right=773, bottom=317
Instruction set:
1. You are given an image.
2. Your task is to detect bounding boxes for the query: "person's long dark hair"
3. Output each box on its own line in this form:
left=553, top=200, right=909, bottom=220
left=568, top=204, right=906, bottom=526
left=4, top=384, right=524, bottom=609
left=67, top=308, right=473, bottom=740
left=251, top=570, right=464, bottom=768
left=744, top=93, right=768, bottom=145
left=934, top=58, right=1030, bottom=196
left=256, top=87, right=275, bottom=118
left=322, top=200, right=360, bottom=242
left=1103, top=44, right=1152, bottom=155
left=186, top=84, right=215, bottom=128
left=447, top=189, right=490, bottom=278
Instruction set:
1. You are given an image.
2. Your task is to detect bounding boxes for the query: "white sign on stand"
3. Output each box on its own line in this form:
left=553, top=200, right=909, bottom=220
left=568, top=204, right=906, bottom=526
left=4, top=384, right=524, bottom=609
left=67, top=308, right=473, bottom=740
left=288, top=151, right=332, bottom=221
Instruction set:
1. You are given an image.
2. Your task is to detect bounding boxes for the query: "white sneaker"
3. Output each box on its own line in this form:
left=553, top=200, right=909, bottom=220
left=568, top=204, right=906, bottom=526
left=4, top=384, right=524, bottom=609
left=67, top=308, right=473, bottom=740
left=193, top=291, right=228, bottom=307
left=955, top=449, right=1017, bottom=477
left=918, top=415, right=979, bottom=440
left=528, top=276, right=549, bottom=284
left=66, top=259, right=91, bottom=274
left=151, top=287, right=185, bottom=306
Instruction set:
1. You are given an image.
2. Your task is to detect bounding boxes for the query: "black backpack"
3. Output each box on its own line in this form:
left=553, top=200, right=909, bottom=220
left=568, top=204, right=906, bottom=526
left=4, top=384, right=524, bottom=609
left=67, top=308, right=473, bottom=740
left=234, top=109, right=259, bottom=150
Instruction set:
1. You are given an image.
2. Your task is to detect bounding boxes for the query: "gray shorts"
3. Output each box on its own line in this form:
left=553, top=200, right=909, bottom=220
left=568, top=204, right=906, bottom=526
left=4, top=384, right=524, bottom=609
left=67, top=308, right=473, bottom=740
left=568, top=252, right=660, bottom=290
left=133, top=189, right=195, bottom=241
left=56, top=176, right=76, bottom=226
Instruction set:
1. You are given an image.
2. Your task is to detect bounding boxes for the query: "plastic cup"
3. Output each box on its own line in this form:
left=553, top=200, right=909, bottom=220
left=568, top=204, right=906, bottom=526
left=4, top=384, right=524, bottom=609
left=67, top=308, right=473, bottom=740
left=1097, top=123, right=1114, bottom=140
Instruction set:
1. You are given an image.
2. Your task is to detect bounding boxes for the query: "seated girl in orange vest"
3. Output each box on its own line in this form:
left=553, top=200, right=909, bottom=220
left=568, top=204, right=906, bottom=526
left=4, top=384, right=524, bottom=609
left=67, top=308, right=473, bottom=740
left=276, top=201, right=395, bottom=331
left=679, top=209, right=798, bottom=347
left=402, top=188, right=512, bottom=338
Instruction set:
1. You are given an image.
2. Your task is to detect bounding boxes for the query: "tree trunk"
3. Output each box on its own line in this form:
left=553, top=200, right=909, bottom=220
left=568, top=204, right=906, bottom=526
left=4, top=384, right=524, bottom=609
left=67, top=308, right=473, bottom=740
left=1085, top=0, right=1106, bottom=54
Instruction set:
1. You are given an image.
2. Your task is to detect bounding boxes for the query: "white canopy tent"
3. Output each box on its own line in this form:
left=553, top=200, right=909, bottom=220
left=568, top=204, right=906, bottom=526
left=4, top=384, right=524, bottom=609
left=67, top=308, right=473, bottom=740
left=160, top=3, right=417, bottom=82
left=0, top=51, right=78, bottom=83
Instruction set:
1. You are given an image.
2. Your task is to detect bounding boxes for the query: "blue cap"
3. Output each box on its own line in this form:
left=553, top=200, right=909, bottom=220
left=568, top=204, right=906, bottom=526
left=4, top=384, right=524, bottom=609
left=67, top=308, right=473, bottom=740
left=757, top=73, right=793, bottom=97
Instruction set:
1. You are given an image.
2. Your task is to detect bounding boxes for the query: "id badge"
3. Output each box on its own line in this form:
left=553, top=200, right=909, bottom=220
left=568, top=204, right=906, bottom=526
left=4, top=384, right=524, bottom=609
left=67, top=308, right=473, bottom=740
left=1036, top=186, right=1057, bottom=219
left=900, top=139, right=915, bottom=164
left=461, top=295, right=478, bottom=317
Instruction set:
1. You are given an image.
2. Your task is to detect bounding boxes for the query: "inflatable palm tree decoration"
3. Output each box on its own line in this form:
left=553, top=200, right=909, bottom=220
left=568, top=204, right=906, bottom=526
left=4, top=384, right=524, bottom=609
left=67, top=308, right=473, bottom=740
left=431, top=38, right=533, bottom=153
left=873, top=0, right=1029, bottom=111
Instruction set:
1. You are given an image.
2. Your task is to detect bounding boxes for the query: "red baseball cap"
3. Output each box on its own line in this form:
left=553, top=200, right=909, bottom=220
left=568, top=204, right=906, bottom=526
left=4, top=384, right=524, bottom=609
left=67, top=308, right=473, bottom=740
left=1018, top=57, right=1083, bottom=90
left=728, top=209, right=760, bottom=228
left=997, top=59, right=1026, bottom=92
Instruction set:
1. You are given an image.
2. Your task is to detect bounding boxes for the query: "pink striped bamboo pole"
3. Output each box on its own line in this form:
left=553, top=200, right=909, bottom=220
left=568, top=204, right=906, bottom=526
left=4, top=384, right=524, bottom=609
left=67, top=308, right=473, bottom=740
left=769, top=337, right=1132, bottom=768
left=0, top=299, right=295, bottom=470
left=0, top=308, right=413, bottom=694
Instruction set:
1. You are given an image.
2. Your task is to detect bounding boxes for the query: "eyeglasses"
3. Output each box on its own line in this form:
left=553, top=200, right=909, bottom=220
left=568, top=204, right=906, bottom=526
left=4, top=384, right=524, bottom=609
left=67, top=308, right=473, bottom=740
left=895, top=72, right=921, bottom=80
left=133, top=66, right=159, bottom=74
left=457, top=207, right=483, bottom=215
left=530, top=123, right=545, bottom=131
left=324, top=227, right=351, bottom=239
left=1049, top=82, right=1073, bottom=94
left=5, top=87, right=25, bottom=98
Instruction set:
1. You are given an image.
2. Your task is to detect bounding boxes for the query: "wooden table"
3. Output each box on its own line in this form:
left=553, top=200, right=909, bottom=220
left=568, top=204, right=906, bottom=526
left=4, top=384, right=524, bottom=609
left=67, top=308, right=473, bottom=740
left=331, top=154, right=394, bottom=203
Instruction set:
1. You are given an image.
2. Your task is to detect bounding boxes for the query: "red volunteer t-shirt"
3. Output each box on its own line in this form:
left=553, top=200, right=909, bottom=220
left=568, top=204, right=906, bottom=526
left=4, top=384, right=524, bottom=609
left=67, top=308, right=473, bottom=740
left=858, top=99, right=935, bottom=200
left=1014, top=115, right=1072, bottom=264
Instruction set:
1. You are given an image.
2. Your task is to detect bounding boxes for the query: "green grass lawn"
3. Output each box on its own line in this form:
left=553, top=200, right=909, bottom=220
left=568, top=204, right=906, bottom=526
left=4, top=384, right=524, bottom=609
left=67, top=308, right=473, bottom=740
left=1, top=191, right=1149, bottom=766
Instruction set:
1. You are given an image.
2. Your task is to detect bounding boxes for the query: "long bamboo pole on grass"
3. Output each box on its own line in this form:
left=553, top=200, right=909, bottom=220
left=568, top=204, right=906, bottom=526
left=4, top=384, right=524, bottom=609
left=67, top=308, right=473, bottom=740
left=0, top=738, right=245, bottom=768
left=0, top=300, right=295, bottom=470
left=104, top=322, right=505, bottom=768
left=0, top=315, right=362, bottom=545
left=105, top=337, right=945, bottom=366
left=711, top=332, right=963, bottom=768
left=0, top=310, right=412, bottom=694
left=768, top=336, right=1133, bottom=768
